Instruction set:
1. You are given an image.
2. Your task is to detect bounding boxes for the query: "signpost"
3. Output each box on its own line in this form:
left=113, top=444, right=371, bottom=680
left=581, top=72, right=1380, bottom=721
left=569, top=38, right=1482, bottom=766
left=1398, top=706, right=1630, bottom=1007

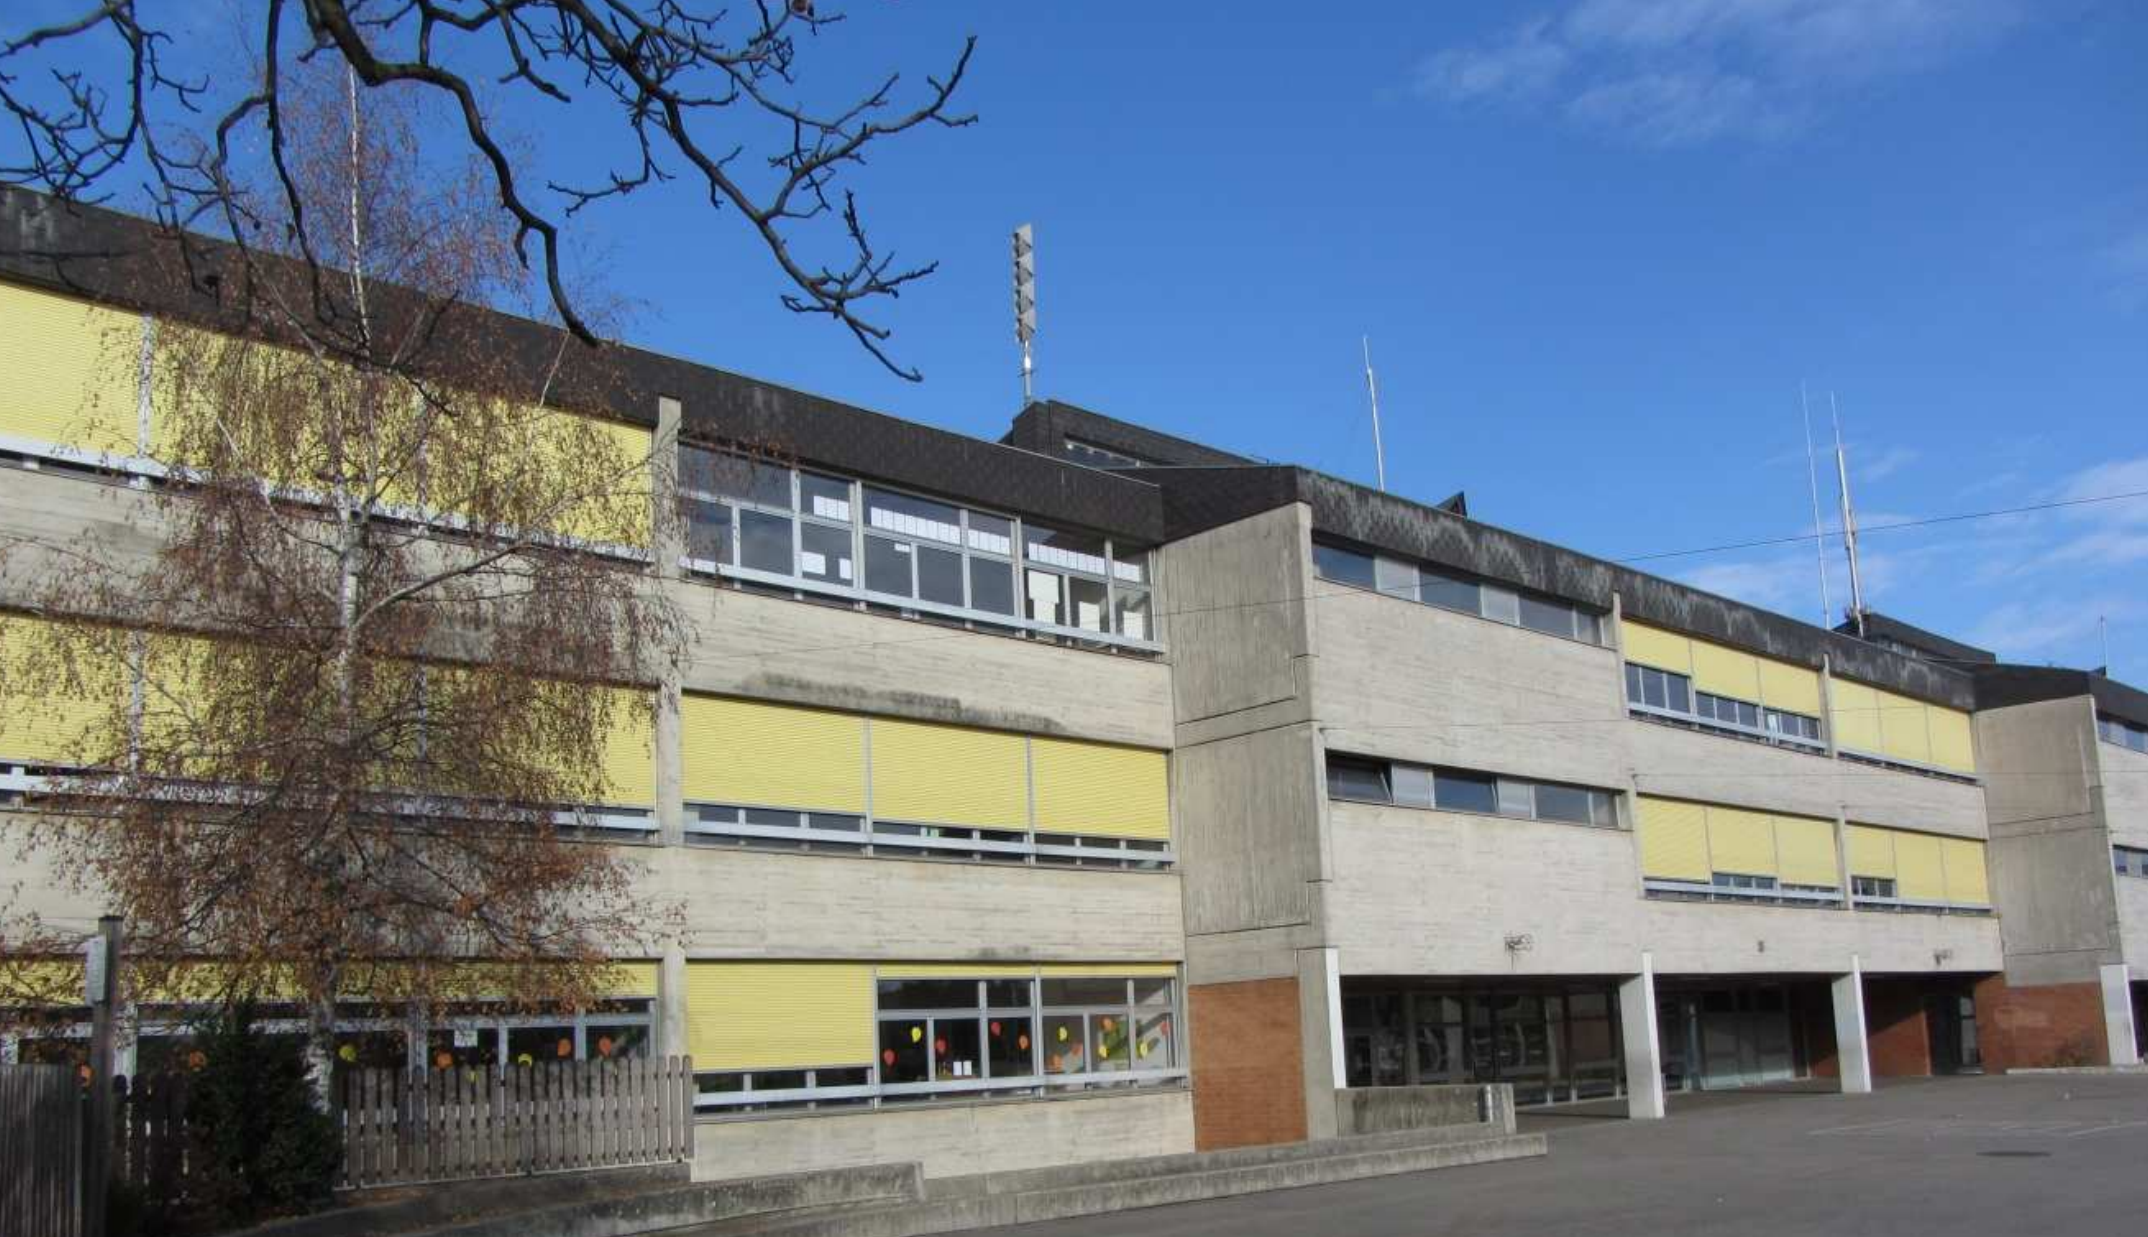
left=83, top=915, right=121, bottom=1237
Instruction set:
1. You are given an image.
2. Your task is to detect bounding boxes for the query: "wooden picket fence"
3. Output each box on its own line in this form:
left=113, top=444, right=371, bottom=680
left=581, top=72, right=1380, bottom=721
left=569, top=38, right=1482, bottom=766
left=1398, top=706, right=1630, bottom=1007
left=114, top=1072, right=197, bottom=1202
left=339, top=1056, right=696, bottom=1189
left=0, top=1065, right=83, bottom=1237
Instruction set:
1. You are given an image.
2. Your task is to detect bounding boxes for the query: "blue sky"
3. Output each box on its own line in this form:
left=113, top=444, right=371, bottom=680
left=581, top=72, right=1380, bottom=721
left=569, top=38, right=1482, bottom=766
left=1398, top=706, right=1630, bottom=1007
left=13, top=1, right=2148, bottom=680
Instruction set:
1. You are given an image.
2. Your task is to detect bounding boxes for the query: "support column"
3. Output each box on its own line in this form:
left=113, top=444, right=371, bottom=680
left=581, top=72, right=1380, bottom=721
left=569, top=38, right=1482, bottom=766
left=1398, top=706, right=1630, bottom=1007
left=2101, top=963, right=2140, bottom=1067
left=660, top=943, right=691, bottom=1063
left=1296, top=946, right=1345, bottom=1141
left=652, top=394, right=686, bottom=850
left=1619, top=952, right=1665, bottom=1120
left=1833, top=956, right=1873, bottom=1094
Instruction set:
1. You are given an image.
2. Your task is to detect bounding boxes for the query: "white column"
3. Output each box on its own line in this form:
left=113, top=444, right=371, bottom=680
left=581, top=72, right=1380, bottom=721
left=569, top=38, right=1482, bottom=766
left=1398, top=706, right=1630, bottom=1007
left=2101, top=963, right=2140, bottom=1067
left=660, top=943, right=690, bottom=1063
left=1833, top=956, right=1873, bottom=1094
left=1297, top=946, right=1345, bottom=1140
left=1619, top=952, right=1665, bottom=1120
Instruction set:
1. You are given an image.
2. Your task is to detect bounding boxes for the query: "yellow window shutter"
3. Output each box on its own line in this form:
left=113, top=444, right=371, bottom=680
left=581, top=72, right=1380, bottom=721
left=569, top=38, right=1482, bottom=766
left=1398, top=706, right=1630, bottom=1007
left=1031, top=738, right=1169, bottom=840
left=1877, top=690, right=1933, bottom=765
left=1636, top=796, right=1710, bottom=882
left=869, top=719, right=1029, bottom=830
left=1773, top=814, right=1840, bottom=888
left=0, top=283, right=140, bottom=456
left=600, top=691, right=656, bottom=807
left=1893, top=831, right=1946, bottom=901
left=685, top=962, right=874, bottom=1071
left=1756, top=658, right=1824, bottom=719
left=1620, top=621, right=1692, bottom=675
left=1927, top=707, right=1976, bottom=774
left=597, top=961, right=660, bottom=997
left=1847, top=825, right=1897, bottom=878
left=0, top=616, right=127, bottom=766
left=1941, top=838, right=1990, bottom=906
left=1830, top=680, right=1883, bottom=755
left=1690, top=640, right=1762, bottom=702
left=679, top=696, right=867, bottom=814
left=1707, top=806, right=1778, bottom=877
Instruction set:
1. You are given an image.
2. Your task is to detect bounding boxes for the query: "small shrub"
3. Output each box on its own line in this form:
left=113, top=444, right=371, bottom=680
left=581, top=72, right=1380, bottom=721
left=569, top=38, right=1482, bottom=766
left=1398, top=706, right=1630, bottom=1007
left=166, top=1002, right=341, bottom=1232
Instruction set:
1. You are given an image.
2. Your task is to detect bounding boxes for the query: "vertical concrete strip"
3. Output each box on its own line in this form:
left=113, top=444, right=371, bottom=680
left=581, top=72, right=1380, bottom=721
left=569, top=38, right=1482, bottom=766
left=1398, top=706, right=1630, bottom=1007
left=661, top=944, right=691, bottom=1062
left=2101, top=963, right=2140, bottom=1067
left=1297, top=947, right=1345, bottom=1140
left=1620, top=952, right=1666, bottom=1120
left=1833, top=956, right=1874, bottom=1094
left=652, top=396, right=692, bottom=1066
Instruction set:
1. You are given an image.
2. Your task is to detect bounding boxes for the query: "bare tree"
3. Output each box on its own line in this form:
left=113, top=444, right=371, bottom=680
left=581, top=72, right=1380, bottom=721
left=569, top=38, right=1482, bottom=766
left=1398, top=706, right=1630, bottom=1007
left=0, top=1, right=975, bottom=379
left=0, top=65, right=683, bottom=1081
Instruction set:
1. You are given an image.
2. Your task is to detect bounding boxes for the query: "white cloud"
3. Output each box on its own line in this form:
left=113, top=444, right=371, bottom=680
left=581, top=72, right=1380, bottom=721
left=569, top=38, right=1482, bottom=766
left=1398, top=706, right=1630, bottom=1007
left=1416, top=0, right=2026, bottom=147
left=1963, top=598, right=2139, bottom=661
left=1855, top=444, right=1919, bottom=484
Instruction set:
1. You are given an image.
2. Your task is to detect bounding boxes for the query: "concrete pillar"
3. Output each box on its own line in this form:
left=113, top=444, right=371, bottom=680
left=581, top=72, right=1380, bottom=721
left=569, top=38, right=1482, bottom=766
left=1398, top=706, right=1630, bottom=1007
left=651, top=395, right=686, bottom=849
left=660, top=943, right=690, bottom=1062
left=1296, top=946, right=1345, bottom=1141
left=1833, top=956, right=1873, bottom=1094
left=2102, top=963, right=2140, bottom=1067
left=1619, top=952, right=1665, bottom=1120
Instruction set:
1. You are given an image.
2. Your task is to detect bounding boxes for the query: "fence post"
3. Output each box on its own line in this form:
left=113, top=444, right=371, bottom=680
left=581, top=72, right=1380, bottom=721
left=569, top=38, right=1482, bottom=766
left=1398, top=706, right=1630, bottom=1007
left=83, top=915, right=122, bottom=1237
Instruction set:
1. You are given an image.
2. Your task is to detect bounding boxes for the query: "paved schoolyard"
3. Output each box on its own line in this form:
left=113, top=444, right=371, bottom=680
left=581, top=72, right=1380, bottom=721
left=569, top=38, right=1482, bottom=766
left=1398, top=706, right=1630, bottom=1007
left=968, top=1075, right=2148, bottom=1236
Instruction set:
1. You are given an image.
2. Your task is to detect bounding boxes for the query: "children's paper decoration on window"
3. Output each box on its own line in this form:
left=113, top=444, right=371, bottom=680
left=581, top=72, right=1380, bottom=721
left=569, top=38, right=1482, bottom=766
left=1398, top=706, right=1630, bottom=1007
left=596, top=1036, right=615, bottom=1058
left=1018, top=1033, right=1031, bottom=1051
left=1056, top=1025, right=1069, bottom=1043
left=338, top=1044, right=358, bottom=1063
left=1098, top=1044, right=1110, bottom=1059
left=516, top=1052, right=535, bottom=1067
left=990, top=1021, right=1002, bottom=1037
left=934, top=1038, right=948, bottom=1056
left=435, top=1050, right=454, bottom=1069
left=556, top=1038, right=573, bottom=1058
left=1137, top=1042, right=1150, bottom=1059
left=882, top=1048, right=897, bottom=1067
left=910, top=1025, right=923, bottom=1044
left=1047, top=1053, right=1062, bottom=1072
left=1100, top=1016, right=1116, bottom=1033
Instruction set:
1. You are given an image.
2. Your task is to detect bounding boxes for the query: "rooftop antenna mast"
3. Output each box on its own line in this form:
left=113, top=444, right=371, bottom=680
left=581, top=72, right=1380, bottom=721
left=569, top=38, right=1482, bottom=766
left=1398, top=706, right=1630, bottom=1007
left=1831, top=391, right=1867, bottom=637
left=1012, top=224, right=1037, bottom=405
left=1800, top=382, right=1833, bottom=629
left=1361, top=336, right=1387, bottom=491
left=2100, top=615, right=2110, bottom=675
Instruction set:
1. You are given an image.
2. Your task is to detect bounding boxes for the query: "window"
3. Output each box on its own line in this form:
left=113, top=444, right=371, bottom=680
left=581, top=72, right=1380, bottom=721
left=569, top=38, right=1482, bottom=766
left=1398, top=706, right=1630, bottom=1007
left=1313, top=544, right=1377, bottom=591
left=2100, top=716, right=2148, bottom=754
left=678, top=446, right=1157, bottom=648
left=1309, top=540, right=1605, bottom=645
left=1629, top=666, right=1822, bottom=751
left=1327, top=753, right=1618, bottom=828
left=1853, top=875, right=1899, bottom=899
left=2116, top=846, right=2148, bottom=879
left=1712, top=872, right=1778, bottom=892
left=1626, top=663, right=1693, bottom=714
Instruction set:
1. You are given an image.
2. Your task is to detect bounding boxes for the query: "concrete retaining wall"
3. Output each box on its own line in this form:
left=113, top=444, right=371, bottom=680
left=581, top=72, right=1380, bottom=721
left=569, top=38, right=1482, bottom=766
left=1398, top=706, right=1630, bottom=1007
left=1333, top=1084, right=1512, bottom=1137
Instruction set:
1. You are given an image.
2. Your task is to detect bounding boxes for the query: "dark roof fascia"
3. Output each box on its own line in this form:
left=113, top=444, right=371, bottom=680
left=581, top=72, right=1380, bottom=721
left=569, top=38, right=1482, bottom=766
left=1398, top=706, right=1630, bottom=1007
left=1839, top=612, right=1998, bottom=665
left=1145, top=463, right=1973, bottom=710
left=1003, top=400, right=1259, bottom=468
left=1977, top=664, right=2148, bottom=730
left=1, top=188, right=1164, bottom=544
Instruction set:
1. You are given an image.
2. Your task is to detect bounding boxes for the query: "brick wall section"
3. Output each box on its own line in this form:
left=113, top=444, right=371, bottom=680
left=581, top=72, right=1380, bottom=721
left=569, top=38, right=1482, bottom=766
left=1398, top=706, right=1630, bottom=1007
left=1974, top=977, right=2109, bottom=1070
left=1863, top=980, right=1933, bottom=1078
left=1189, top=977, right=1307, bottom=1150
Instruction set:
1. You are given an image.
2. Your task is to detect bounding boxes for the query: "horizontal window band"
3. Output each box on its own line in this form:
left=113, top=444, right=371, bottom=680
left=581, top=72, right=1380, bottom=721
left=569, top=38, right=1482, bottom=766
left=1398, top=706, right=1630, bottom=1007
left=1642, top=878, right=1844, bottom=906
left=1626, top=702, right=1828, bottom=752
left=692, top=1068, right=1188, bottom=1111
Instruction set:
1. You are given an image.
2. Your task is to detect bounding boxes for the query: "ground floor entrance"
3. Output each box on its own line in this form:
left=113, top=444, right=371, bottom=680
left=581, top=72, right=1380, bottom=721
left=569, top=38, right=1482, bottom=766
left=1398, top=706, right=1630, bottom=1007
left=1655, top=981, right=1826, bottom=1093
left=1340, top=979, right=1624, bottom=1106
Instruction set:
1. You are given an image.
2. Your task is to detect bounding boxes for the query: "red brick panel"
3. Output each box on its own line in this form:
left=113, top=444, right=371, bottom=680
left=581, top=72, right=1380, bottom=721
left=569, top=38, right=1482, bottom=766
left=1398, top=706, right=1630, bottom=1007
left=1189, top=977, right=1308, bottom=1150
left=1974, top=977, right=2109, bottom=1071
left=1862, top=979, right=1933, bottom=1078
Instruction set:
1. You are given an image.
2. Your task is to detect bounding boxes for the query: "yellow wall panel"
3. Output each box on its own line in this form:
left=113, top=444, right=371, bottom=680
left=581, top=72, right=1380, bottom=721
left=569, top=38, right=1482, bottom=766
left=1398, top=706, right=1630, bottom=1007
left=600, top=692, right=656, bottom=806
left=1941, top=838, right=1991, bottom=906
left=1927, top=707, right=1976, bottom=775
left=0, top=616, right=128, bottom=766
left=1847, top=825, right=1897, bottom=879
left=1690, top=640, right=1762, bottom=703
left=685, top=962, right=874, bottom=1071
left=1706, top=806, right=1778, bottom=877
left=1830, top=680, right=1883, bottom=755
left=1876, top=689, right=1933, bottom=766
left=0, top=282, right=139, bottom=456
left=1637, top=796, right=1710, bottom=882
left=1620, top=621, right=1692, bottom=675
left=1756, top=659, right=1824, bottom=719
left=1893, top=831, right=1946, bottom=901
left=1773, top=815, right=1841, bottom=888
left=680, top=696, right=866, bottom=813
left=869, top=719, right=1029, bottom=830
left=1031, top=738, right=1169, bottom=840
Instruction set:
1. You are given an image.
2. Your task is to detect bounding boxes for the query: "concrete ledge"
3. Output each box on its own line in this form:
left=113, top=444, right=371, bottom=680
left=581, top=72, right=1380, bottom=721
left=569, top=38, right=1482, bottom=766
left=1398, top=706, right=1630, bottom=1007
left=2005, top=1065, right=2148, bottom=1076
left=241, top=1165, right=691, bottom=1237
left=1334, top=1084, right=1513, bottom=1136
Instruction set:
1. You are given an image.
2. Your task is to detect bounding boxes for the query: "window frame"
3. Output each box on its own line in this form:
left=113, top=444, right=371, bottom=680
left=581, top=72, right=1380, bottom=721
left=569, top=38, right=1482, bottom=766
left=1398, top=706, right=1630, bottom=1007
left=1309, top=539, right=1607, bottom=648
left=1325, top=753, right=1621, bottom=830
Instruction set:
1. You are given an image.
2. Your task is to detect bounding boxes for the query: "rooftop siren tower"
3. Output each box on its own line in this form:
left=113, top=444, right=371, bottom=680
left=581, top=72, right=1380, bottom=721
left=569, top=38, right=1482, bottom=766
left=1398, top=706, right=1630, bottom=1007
left=1013, top=223, right=1037, bottom=404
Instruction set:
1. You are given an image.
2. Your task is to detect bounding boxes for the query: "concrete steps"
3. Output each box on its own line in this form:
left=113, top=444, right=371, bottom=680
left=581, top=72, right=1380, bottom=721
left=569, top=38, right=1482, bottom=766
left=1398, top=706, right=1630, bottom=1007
left=675, top=1123, right=1546, bottom=1237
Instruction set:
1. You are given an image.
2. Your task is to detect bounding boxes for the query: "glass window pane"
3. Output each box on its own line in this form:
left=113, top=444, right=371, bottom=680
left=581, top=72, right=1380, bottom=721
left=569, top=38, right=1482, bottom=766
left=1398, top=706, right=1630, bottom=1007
left=1496, top=779, right=1534, bottom=818
left=1589, top=792, right=1618, bottom=828
left=1419, top=569, right=1480, bottom=614
left=1043, top=1015, right=1085, bottom=1074
left=1069, top=577, right=1109, bottom=633
left=985, top=980, right=1034, bottom=1008
left=1114, top=588, right=1152, bottom=641
left=1024, top=569, right=1065, bottom=626
left=1534, top=783, right=1594, bottom=824
left=1374, top=557, right=1418, bottom=601
left=1327, top=757, right=1391, bottom=803
left=935, top=1017, right=983, bottom=1081
left=1666, top=675, right=1691, bottom=713
left=1518, top=595, right=1575, bottom=637
left=1642, top=669, right=1667, bottom=709
left=798, top=521, right=854, bottom=586
left=1390, top=764, right=1434, bottom=809
left=1313, top=544, right=1376, bottom=590
left=967, top=512, right=1014, bottom=556
left=739, top=509, right=792, bottom=574
left=865, top=489, right=961, bottom=544
left=1133, top=978, right=1175, bottom=1006
left=1434, top=770, right=1499, bottom=814
left=969, top=557, right=1016, bottom=615
left=987, top=1015, right=1033, bottom=1078
left=878, top=1020, right=929, bottom=1083
left=507, top=1025, right=577, bottom=1068
left=918, top=545, right=965, bottom=607
left=865, top=536, right=914, bottom=596
left=1625, top=662, right=1643, bottom=704
left=689, top=452, right=791, bottom=509
left=1043, top=977, right=1127, bottom=1006
left=1090, top=1011, right=1131, bottom=1071
left=800, top=473, right=852, bottom=521
left=1025, top=525, right=1109, bottom=576
left=1135, top=1009, right=1174, bottom=1068
left=1480, top=586, right=1521, bottom=626
left=877, top=979, right=981, bottom=1010
left=687, top=500, right=732, bottom=565
left=1112, top=545, right=1150, bottom=586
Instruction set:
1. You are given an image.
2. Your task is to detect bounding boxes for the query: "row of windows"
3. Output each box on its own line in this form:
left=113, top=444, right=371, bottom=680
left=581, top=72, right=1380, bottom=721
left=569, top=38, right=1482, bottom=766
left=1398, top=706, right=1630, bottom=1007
left=687, top=804, right=1171, bottom=870
left=1326, top=754, right=1619, bottom=829
left=2100, top=716, right=2148, bottom=755
left=1625, top=664, right=1825, bottom=750
left=1312, top=543, right=1606, bottom=645
left=2117, top=846, right=2148, bottom=879
left=680, top=448, right=1155, bottom=646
